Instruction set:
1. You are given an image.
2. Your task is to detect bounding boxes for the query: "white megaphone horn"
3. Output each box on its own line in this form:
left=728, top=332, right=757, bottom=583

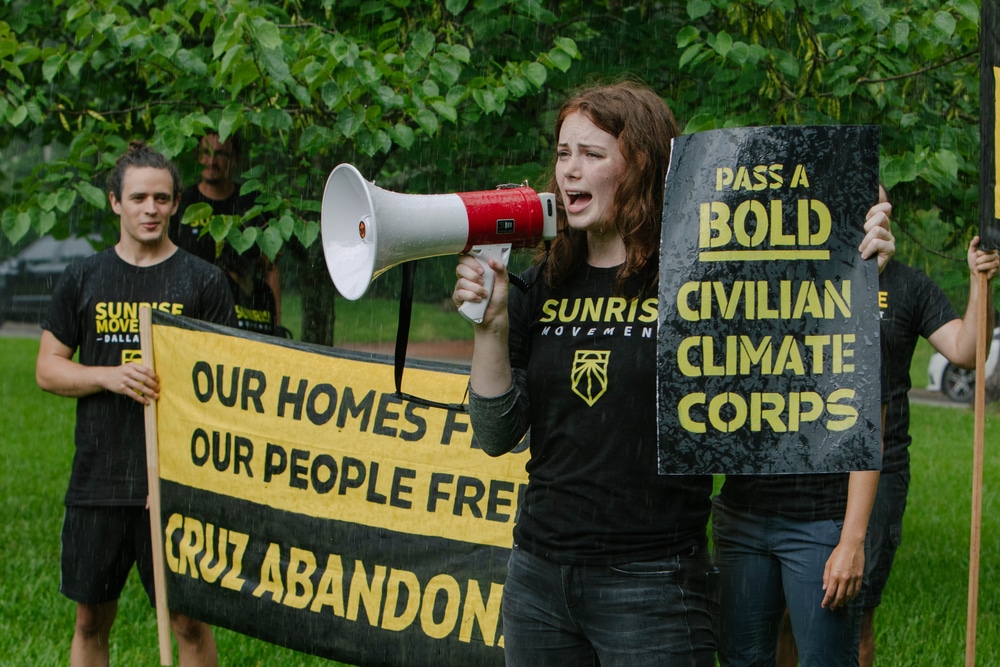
left=321, top=163, right=557, bottom=323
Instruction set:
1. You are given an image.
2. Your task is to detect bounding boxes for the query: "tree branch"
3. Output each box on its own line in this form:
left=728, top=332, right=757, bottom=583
left=857, top=51, right=977, bottom=84
left=899, top=223, right=967, bottom=262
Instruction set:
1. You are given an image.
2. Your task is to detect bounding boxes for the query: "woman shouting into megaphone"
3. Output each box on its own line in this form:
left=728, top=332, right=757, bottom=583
left=454, top=77, right=895, bottom=667
left=453, top=79, right=717, bottom=667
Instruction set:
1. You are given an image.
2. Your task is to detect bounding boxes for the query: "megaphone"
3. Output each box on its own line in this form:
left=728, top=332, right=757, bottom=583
left=321, top=163, right=557, bottom=323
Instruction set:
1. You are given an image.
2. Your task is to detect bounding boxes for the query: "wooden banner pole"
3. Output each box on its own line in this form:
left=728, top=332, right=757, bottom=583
left=965, top=272, right=989, bottom=667
left=140, top=306, right=173, bottom=666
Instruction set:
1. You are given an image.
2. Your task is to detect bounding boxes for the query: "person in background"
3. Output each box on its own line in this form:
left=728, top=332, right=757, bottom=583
left=36, top=140, right=235, bottom=666
left=708, top=192, right=895, bottom=667
left=776, top=184, right=999, bottom=667
left=452, top=79, right=895, bottom=666
left=169, top=131, right=282, bottom=335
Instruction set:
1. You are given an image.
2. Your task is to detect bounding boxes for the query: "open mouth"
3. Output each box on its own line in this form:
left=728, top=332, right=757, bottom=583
left=566, top=191, right=592, bottom=210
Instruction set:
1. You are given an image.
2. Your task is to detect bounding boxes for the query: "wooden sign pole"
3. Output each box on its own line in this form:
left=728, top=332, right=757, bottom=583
left=140, top=306, right=173, bottom=666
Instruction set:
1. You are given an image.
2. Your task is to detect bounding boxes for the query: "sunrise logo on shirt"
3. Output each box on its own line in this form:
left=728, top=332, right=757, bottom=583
left=571, top=350, right=609, bottom=406
left=122, top=349, right=142, bottom=365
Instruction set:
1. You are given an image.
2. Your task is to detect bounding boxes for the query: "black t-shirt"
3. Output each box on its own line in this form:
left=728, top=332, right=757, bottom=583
left=878, top=260, right=958, bottom=474
left=719, top=278, right=892, bottom=521
left=720, top=473, right=851, bottom=520
left=168, top=183, right=263, bottom=279
left=228, top=273, right=277, bottom=335
left=42, top=248, right=236, bottom=506
left=505, top=263, right=713, bottom=565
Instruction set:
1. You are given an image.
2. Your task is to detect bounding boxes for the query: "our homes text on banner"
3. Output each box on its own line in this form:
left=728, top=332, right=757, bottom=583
left=146, top=310, right=527, bottom=666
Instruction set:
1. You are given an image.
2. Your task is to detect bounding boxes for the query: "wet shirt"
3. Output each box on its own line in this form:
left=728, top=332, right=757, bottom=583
left=227, top=272, right=277, bottom=335
left=878, top=260, right=958, bottom=475
left=168, top=184, right=263, bottom=279
left=474, top=263, right=712, bottom=565
left=42, top=249, right=236, bottom=506
left=719, top=474, right=850, bottom=520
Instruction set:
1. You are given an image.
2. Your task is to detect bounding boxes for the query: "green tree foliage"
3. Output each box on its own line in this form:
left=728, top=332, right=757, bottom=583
left=671, top=0, right=983, bottom=279
left=0, top=0, right=580, bottom=243
left=0, top=0, right=989, bottom=338
left=0, top=0, right=580, bottom=341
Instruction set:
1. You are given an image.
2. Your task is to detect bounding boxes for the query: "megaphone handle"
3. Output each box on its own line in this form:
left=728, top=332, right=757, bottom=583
left=458, top=243, right=512, bottom=324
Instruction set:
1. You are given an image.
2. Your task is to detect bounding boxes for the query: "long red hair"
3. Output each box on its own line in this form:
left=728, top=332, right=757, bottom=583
left=542, top=80, right=679, bottom=296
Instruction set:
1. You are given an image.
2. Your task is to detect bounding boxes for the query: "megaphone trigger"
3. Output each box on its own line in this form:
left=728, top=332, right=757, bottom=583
left=458, top=243, right=513, bottom=324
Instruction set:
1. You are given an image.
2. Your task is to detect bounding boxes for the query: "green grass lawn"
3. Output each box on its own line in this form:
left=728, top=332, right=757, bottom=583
left=876, top=405, right=1000, bottom=665
left=2, top=331, right=998, bottom=665
left=0, top=337, right=342, bottom=666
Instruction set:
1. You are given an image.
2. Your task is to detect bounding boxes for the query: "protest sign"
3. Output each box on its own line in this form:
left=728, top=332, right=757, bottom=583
left=657, top=125, right=882, bottom=475
left=147, top=311, right=523, bottom=666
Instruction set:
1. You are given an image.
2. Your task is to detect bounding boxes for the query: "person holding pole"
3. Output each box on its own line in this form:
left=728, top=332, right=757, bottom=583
left=865, top=190, right=997, bottom=664
left=36, top=140, right=235, bottom=666
left=776, top=184, right=999, bottom=667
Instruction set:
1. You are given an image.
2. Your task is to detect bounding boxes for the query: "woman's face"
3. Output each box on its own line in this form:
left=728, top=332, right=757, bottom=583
left=555, top=111, right=626, bottom=234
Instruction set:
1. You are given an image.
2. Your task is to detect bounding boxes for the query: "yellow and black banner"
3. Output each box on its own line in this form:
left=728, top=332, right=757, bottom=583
left=149, top=311, right=525, bottom=666
left=656, top=125, right=882, bottom=475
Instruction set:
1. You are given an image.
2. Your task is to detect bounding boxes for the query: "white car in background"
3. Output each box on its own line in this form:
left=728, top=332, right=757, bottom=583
left=926, top=323, right=1000, bottom=403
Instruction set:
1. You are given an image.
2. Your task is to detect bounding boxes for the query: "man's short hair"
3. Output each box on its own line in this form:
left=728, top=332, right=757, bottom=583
left=107, top=140, right=183, bottom=201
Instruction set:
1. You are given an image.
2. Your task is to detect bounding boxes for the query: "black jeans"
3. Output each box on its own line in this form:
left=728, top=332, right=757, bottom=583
left=501, top=545, right=716, bottom=667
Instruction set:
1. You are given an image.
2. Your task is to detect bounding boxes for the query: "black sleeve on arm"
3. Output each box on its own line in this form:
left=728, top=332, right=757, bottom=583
left=468, top=367, right=530, bottom=456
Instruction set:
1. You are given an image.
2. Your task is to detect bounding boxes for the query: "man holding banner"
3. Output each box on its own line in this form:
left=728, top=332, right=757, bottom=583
left=36, top=141, right=235, bottom=666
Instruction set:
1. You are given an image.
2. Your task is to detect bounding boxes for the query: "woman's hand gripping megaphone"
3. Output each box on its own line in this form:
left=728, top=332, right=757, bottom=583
left=456, top=244, right=513, bottom=323
left=454, top=189, right=555, bottom=324
left=454, top=247, right=513, bottom=326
